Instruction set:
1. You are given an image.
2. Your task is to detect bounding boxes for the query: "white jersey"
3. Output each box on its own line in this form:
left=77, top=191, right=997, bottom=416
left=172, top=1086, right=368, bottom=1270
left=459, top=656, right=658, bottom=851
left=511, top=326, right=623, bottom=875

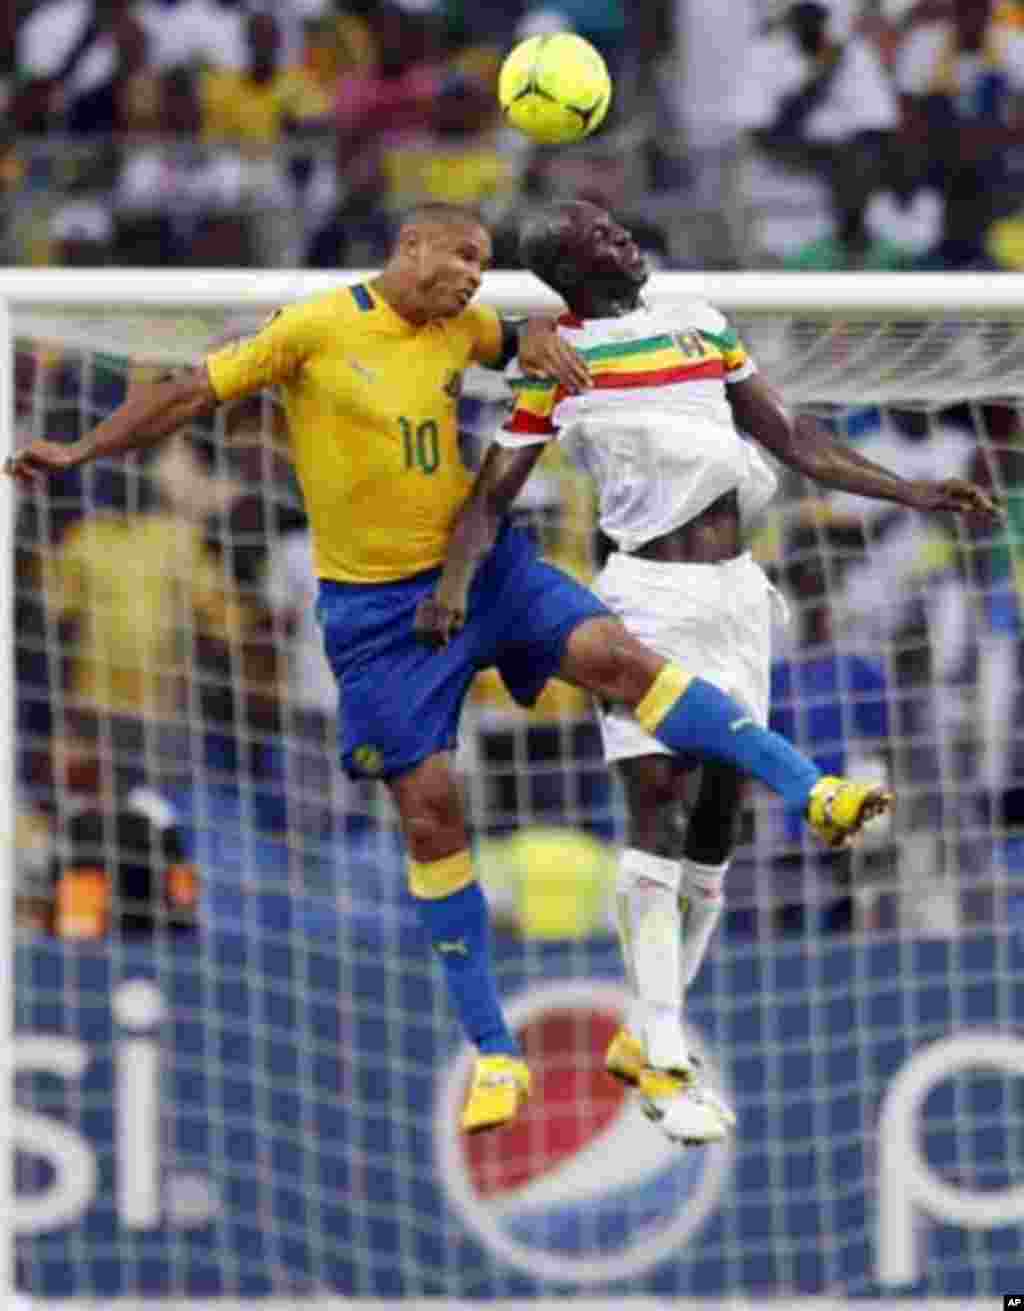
left=496, top=301, right=778, bottom=552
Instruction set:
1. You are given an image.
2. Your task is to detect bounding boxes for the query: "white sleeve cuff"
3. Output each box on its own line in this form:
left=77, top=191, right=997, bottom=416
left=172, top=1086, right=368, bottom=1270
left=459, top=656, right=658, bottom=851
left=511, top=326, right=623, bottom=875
left=725, top=359, right=757, bottom=385
left=493, top=429, right=553, bottom=449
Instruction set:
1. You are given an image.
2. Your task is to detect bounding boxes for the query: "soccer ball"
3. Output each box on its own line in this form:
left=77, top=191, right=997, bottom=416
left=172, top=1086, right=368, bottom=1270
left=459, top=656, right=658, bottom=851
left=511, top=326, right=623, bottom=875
left=498, top=34, right=612, bottom=146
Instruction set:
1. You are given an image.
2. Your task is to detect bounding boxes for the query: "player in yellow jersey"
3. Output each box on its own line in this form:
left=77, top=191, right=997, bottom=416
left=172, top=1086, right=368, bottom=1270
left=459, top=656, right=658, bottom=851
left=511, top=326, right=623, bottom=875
left=8, top=204, right=915, bottom=1139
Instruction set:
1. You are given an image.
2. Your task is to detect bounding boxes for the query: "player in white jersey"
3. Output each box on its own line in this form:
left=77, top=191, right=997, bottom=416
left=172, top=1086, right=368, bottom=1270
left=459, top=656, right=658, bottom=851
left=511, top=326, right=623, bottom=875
left=420, top=200, right=999, bottom=1146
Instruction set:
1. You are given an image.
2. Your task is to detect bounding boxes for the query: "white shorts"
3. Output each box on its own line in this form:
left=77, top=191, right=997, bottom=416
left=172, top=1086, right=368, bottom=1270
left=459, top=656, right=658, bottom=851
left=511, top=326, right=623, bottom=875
left=591, top=550, right=783, bottom=764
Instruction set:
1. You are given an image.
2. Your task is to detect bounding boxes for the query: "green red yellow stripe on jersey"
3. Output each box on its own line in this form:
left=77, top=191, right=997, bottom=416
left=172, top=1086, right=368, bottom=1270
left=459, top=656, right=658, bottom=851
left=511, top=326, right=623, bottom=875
left=505, top=328, right=751, bottom=435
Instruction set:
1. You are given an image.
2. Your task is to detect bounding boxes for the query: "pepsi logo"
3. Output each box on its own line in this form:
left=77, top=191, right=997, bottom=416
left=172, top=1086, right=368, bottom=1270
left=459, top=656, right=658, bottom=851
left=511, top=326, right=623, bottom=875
left=434, top=981, right=731, bottom=1284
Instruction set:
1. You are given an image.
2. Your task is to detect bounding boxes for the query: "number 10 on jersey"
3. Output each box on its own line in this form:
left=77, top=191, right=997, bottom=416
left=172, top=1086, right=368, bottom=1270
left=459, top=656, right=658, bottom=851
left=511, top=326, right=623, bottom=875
left=400, top=417, right=440, bottom=474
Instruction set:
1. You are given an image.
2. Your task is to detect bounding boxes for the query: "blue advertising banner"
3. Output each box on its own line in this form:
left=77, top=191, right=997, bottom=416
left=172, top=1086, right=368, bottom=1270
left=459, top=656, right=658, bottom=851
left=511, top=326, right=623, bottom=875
left=14, top=906, right=1024, bottom=1299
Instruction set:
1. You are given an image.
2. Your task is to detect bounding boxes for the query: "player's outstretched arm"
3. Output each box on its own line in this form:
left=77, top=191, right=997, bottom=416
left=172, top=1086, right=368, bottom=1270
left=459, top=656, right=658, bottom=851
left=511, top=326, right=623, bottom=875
left=729, top=373, right=1002, bottom=520
left=4, top=365, right=219, bottom=486
left=414, top=443, right=545, bottom=648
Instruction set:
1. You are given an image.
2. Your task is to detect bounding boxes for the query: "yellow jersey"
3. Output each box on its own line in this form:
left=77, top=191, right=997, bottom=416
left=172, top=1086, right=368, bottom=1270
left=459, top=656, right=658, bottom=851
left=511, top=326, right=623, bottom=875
left=201, top=66, right=328, bottom=148
left=206, top=283, right=503, bottom=583
left=47, top=513, right=245, bottom=717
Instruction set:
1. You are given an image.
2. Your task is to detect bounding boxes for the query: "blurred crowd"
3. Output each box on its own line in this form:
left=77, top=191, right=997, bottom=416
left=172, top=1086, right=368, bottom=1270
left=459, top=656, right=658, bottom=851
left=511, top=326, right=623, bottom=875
left=8, top=0, right=1024, bottom=269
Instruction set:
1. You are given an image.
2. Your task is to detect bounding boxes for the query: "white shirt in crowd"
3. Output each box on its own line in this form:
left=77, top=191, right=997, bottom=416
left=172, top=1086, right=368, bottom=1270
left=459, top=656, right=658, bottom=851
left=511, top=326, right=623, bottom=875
left=896, top=18, right=1024, bottom=114
left=864, top=186, right=943, bottom=256
left=18, top=0, right=122, bottom=95
left=17, top=0, right=247, bottom=95
left=664, top=0, right=757, bottom=152
left=117, top=144, right=244, bottom=217
left=265, top=530, right=337, bottom=717
left=141, top=0, right=246, bottom=71
left=828, top=419, right=975, bottom=652
left=736, top=29, right=898, bottom=256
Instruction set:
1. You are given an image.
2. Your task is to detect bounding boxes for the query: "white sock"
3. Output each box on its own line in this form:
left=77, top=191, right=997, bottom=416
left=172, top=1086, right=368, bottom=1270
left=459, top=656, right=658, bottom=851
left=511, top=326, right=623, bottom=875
left=613, top=865, right=645, bottom=1037
left=617, top=847, right=688, bottom=1070
left=678, top=855, right=729, bottom=991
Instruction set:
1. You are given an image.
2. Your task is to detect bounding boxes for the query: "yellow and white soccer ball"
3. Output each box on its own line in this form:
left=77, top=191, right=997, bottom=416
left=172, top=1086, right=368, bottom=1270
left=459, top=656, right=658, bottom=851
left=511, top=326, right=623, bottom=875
left=498, top=33, right=612, bottom=146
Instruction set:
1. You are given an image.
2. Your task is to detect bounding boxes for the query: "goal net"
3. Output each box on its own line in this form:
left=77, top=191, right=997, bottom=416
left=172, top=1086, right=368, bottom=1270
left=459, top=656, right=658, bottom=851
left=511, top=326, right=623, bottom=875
left=6, top=271, right=1024, bottom=1305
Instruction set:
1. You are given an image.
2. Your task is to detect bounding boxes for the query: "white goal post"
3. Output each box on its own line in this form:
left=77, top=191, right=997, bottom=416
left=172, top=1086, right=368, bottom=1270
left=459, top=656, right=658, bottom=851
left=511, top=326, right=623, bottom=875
left=5, top=270, right=1024, bottom=1307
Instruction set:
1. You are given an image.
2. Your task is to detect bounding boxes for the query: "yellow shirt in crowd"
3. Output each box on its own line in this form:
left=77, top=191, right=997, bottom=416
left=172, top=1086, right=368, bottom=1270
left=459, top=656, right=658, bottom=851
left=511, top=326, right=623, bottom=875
left=201, top=66, right=328, bottom=148
left=48, top=513, right=245, bottom=717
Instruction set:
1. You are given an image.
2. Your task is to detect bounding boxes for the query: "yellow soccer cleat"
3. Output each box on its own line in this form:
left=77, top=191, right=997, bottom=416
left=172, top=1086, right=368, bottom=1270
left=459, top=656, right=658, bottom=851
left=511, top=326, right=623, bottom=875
left=806, top=775, right=893, bottom=849
left=461, top=1054, right=532, bottom=1133
left=608, top=1028, right=736, bottom=1140
left=637, top=1065, right=734, bottom=1145
left=605, top=1026, right=645, bottom=1086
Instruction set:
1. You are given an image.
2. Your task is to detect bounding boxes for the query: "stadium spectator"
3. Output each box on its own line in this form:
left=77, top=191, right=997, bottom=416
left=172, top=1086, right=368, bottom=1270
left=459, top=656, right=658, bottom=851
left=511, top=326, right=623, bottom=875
left=823, top=406, right=976, bottom=768
left=377, top=69, right=515, bottom=217
left=959, top=404, right=1024, bottom=825
left=1, top=3, right=17, bottom=119
left=17, top=719, right=200, bottom=939
left=737, top=0, right=898, bottom=264
left=766, top=522, right=895, bottom=934
left=256, top=0, right=334, bottom=67
left=781, top=135, right=943, bottom=268
left=115, top=65, right=253, bottom=266
left=896, top=0, right=1024, bottom=268
left=48, top=195, right=115, bottom=265
left=0, top=129, right=25, bottom=265
left=66, top=9, right=160, bottom=134
left=332, top=2, right=444, bottom=198
left=14, top=800, right=56, bottom=937
left=306, top=3, right=450, bottom=264
left=516, top=0, right=628, bottom=78
left=264, top=518, right=362, bottom=856
left=42, top=141, right=119, bottom=265
left=860, top=139, right=944, bottom=266
left=195, top=398, right=295, bottom=824
left=200, top=10, right=330, bottom=262
left=201, top=10, right=328, bottom=149
left=649, top=0, right=756, bottom=262
left=13, top=344, right=129, bottom=812
left=140, top=0, right=246, bottom=72
left=44, top=444, right=253, bottom=799
left=304, top=153, right=397, bottom=267
left=300, top=2, right=376, bottom=88
left=13, top=0, right=134, bottom=132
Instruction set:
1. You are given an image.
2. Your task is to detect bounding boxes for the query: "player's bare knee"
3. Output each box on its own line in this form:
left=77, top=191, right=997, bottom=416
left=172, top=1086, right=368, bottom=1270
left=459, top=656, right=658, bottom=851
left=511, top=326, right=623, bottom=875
left=620, top=758, right=685, bottom=856
left=562, top=617, right=664, bottom=704
left=616, top=639, right=673, bottom=708
left=624, top=761, right=677, bottom=814
left=391, top=758, right=467, bottom=861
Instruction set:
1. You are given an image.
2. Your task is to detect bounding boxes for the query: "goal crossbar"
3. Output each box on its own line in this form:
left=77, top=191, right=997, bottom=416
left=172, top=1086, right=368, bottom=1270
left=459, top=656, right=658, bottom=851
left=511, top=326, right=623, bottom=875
left=3, top=270, right=1024, bottom=315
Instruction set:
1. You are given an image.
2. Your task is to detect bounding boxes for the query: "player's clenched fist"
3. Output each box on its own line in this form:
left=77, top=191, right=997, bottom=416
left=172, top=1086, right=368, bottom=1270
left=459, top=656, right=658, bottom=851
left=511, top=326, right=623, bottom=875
left=5, top=439, right=82, bottom=486
left=414, top=594, right=465, bottom=648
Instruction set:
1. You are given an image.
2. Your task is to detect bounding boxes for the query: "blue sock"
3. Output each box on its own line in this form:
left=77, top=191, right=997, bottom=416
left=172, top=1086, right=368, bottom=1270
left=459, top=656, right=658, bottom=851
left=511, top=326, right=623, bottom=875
left=412, top=882, right=520, bottom=1056
left=652, top=676, right=822, bottom=808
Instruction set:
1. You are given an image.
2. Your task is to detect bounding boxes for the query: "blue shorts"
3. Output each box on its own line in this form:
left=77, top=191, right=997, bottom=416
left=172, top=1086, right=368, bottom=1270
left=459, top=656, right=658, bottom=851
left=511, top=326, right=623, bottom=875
left=317, top=526, right=609, bottom=779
